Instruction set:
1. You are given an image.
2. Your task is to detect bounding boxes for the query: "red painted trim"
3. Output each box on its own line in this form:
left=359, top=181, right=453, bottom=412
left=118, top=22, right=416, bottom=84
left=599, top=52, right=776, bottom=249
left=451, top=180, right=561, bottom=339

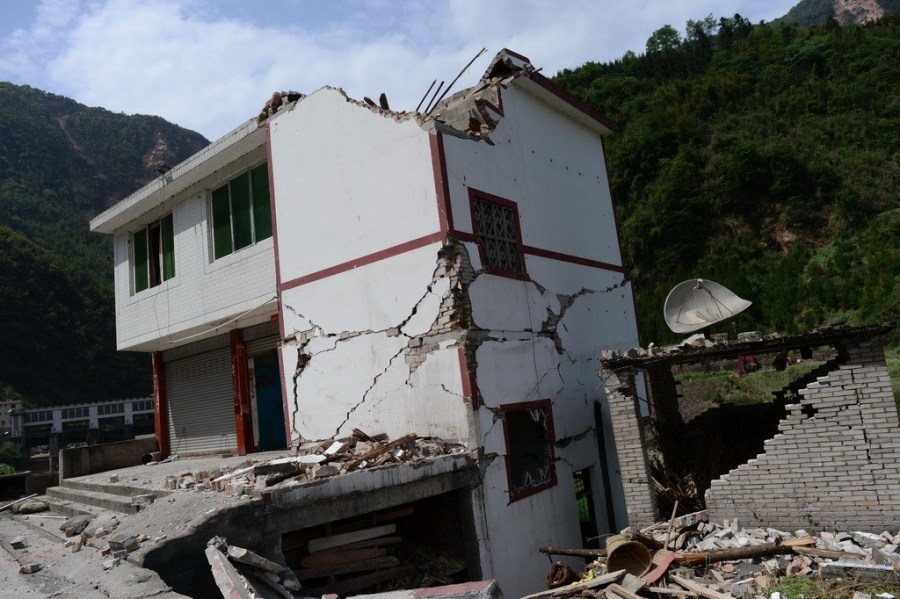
left=151, top=352, right=170, bottom=459
left=499, top=399, right=558, bottom=503
left=456, top=346, right=480, bottom=409
left=522, top=244, right=625, bottom=273
left=429, top=132, right=453, bottom=233
left=279, top=231, right=445, bottom=291
left=277, top=347, right=292, bottom=447
left=231, top=329, right=253, bottom=455
left=528, top=72, right=617, bottom=133
left=467, top=187, right=528, bottom=280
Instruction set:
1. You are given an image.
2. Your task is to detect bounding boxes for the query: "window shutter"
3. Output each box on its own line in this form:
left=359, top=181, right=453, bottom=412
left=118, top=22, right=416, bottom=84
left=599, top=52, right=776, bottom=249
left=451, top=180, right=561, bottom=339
left=230, top=172, right=253, bottom=251
left=212, top=186, right=233, bottom=259
left=161, top=213, right=175, bottom=281
left=133, top=228, right=149, bottom=292
left=251, top=163, right=272, bottom=241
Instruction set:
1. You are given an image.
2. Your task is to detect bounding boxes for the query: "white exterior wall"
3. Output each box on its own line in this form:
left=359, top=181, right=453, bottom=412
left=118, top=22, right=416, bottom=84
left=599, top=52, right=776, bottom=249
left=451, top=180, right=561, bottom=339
left=269, top=89, right=471, bottom=444
left=110, top=150, right=276, bottom=352
left=442, top=85, right=640, bottom=599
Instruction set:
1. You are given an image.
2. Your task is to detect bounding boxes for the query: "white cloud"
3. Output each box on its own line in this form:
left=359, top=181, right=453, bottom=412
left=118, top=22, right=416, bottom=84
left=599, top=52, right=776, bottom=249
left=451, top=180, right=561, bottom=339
left=3, top=0, right=799, bottom=139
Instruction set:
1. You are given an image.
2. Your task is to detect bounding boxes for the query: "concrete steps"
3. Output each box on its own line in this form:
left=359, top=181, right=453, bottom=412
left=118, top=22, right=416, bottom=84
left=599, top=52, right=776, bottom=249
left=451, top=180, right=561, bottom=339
left=46, top=486, right=141, bottom=514
left=39, top=478, right=172, bottom=516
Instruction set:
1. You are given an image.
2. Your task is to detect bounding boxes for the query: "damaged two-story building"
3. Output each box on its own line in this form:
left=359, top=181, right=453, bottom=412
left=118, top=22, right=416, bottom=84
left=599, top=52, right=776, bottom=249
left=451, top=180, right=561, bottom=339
left=90, top=50, right=641, bottom=597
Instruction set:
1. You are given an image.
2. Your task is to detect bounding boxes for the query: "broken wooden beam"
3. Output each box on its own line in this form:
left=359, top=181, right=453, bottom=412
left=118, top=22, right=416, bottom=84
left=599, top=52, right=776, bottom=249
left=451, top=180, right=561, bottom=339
left=301, top=547, right=387, bottom=569
left=307, top=564, right=418, bottom=596
left=539, top=546, right=606, bottom=559
left=520, top=570, right=626, bottom=598
left=344, top=432, right=419, bottom=472
left=670, top=574, right=734, bottom=599
left=308, top=523, right=396, bottom=553
left=295, top=555, right=400, bottom=581
left=674, top=542, right=797, bottom=566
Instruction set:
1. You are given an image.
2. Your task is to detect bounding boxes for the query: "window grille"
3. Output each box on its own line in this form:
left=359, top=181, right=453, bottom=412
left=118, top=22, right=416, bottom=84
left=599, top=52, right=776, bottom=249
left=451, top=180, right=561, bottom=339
left=473, top=198, right=523, bottom=274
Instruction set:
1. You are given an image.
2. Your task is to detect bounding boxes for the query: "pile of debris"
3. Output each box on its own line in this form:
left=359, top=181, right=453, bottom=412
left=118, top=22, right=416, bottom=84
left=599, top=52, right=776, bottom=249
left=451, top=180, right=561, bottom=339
left=206, top=536, right=305, bottom=598
left=536, top=511, right=900, bottom=598
left=162, top=431, right=467, bottom=496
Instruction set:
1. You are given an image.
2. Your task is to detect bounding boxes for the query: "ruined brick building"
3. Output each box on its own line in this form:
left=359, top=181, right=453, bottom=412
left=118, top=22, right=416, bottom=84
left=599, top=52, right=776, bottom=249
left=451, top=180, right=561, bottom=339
left=90, top=50, right=642, bottom=597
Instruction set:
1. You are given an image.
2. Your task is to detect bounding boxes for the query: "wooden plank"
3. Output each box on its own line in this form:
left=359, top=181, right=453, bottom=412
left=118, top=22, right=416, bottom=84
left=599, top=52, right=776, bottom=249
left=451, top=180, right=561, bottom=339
left=609, top=583, right=644, bottom=599
left=327, top=535, right=402, bottom=552
left=520, top=570, right=625, bottom=599
left=301, top=548, right=386, bottom=569
left=308, top=523, right=396, bottom=553
left=0, top=494, right=37, bottom=512
left=344, top=433, right=418, bottom=472
left=308, top=564, right=417, bottom=596
left=295, top=556, right=400, bottom=581
left=793, top=546, right=856, bottom=560
left=671, top=575, right=734, bottom=599
left=645, top=586, right=698, bottom=596
left=781, top=536, right=815, bottom=547
left=374, top=506, right=414, bottom=523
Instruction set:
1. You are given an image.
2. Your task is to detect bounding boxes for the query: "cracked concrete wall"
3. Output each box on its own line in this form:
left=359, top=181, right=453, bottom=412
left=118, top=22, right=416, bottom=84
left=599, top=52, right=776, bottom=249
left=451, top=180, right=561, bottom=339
left=441, top=84, right=641, bottom=599
left=279, top=242, right=474, bottom=443
left=706, top=338, right=900, bottom=531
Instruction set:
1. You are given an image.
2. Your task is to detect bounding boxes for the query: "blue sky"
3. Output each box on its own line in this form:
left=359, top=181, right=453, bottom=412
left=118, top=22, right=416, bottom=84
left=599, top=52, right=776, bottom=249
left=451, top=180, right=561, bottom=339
left=0, top=0, right=798, bottom=139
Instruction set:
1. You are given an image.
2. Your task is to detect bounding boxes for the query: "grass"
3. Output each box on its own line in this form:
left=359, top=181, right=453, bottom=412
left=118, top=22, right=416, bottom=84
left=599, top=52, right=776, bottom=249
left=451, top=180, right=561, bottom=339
left=885, top=345, right=900, bottom=412
left=676, top=360, right=824, bottom=406
left=770, top=576, right=900, bottom=599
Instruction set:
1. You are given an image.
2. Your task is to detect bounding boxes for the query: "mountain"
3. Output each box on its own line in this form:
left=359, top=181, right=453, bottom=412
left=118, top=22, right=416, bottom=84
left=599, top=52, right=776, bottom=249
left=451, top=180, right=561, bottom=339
left=778, top=0, right=900, bottom=25
left=554, top=14, right=899, bottom=344
left=0, top=83, right=209, bottom=406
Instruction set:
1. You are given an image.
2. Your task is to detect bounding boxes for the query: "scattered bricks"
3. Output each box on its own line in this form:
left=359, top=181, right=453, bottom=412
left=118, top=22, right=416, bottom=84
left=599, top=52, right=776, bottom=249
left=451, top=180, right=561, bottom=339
left=108, top=474, right=119, bottom=483
left=10, top=536, right=25, bottom=549
left=164, top=476, right=177, bottom=490
left=108, top=534, right=139, bottom=553
left=324, top=440, right=349, bottom=456
left=137, top=534, right=149, bottom=543
left=65, top=528, right=75, bottom=537
left=112, top=549, right=128, bottom=560
left=311, top=464, right=339, bottom=479
left=19, top=563, right=42, bottom=574
left=178, top=475, right=196, bottom=489
left=100, top=547, right=111, bottom=557
left=71, top=540, right=82, bottom=553
left=225, top=483, right=246, bottom=497
left=153, top=535, right=167, bottom=543
left=102, top=558, right=120, bottom=570
left=252, top=461, right=296, bottom=477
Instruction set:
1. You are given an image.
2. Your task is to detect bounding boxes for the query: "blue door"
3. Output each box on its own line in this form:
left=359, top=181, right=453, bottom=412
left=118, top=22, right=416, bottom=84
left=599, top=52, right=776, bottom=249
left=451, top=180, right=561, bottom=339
left=254, top=352, right=286, bottom=450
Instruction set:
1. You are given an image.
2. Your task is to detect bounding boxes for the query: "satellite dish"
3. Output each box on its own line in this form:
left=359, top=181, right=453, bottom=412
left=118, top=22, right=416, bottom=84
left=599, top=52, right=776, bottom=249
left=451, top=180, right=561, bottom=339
left=663, top=279, right=752, bottom=334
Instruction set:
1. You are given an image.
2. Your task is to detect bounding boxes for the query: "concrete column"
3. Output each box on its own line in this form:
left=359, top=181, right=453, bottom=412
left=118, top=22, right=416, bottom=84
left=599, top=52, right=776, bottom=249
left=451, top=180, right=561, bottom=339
left=51, top=409, right=62, bottom=434
left=152, top=352, right=170, bottom=458
left=231, top=329, right=253, bottom=456
left=87, top=406, right=99, bottom=445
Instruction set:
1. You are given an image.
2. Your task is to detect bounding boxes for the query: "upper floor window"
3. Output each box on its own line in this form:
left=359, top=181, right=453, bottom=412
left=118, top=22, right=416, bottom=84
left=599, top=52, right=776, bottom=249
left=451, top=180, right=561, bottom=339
left=211, top=162, right=272, bottom=260
left=470, top=190, right=526, bottom=277
left=134, top=213, right=175, bottom=293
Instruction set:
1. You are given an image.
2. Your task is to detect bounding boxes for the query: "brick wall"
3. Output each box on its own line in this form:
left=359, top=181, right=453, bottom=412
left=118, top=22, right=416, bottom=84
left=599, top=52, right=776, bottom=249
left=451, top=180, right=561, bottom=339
left=706, top=339, right=900, bottom=531
left=602, top=367, right=659, bottom=528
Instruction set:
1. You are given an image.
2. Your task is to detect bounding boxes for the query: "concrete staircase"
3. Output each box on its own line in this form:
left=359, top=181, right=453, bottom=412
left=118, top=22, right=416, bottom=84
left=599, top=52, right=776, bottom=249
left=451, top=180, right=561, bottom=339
left=43, top=479, right=171, bottom=516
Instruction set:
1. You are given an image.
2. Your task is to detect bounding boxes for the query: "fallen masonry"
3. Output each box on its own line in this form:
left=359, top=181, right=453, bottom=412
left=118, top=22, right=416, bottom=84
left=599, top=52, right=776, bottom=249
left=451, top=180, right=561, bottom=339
left=535, top=511, right=900, bottom=599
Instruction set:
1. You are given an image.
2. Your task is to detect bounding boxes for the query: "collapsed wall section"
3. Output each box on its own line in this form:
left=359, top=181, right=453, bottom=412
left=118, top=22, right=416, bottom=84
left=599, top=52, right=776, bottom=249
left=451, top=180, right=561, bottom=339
left=705, top=339, right=900, bottom=531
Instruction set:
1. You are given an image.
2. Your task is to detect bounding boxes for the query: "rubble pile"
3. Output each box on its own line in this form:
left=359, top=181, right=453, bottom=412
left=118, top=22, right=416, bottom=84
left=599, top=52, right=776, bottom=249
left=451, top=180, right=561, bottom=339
left=161, top=431, right=467, bottom=496
left=537, top=512, right=900, bottom=599
left=206, top=536, right=306, bottom=599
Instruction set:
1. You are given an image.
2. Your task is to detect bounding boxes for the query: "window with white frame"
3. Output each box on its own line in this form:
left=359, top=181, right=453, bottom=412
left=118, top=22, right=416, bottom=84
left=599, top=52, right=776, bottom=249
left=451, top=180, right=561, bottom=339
left=470, top=191, right=525, bottom=276
left=133, top=213, right=175, bottom=293
left=211, top=162, right=272, bottom=260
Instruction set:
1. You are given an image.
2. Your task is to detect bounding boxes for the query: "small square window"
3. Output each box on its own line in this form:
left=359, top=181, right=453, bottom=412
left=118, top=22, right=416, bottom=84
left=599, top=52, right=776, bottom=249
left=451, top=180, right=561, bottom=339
left=470, top=191, right=525, bottom=277
left=502, top=401, right=556, bottom=501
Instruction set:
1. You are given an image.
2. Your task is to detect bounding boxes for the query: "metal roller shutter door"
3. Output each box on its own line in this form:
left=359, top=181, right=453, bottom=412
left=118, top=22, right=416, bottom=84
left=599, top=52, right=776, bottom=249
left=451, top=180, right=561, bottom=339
left=166, top=348, right=236, bottom=455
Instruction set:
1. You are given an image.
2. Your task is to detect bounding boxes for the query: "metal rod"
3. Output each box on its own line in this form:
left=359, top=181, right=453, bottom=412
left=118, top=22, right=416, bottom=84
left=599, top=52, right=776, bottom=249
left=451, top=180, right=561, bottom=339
left=427, top=47, right=487, bottom=115
left=423, top=80, right=444, bottom=114
left=415, top=79, right=436, bottom=113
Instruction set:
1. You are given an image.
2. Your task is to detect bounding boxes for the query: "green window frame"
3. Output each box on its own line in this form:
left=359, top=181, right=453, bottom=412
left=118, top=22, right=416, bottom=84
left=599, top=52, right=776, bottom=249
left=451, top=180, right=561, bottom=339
left=133, top=213, right=175, bottom=293
left=211, top=162, right=272, bottom=260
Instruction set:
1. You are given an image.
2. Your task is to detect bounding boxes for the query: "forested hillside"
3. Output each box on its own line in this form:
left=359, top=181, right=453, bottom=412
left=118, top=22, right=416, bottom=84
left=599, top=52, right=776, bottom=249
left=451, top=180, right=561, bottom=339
left=555, top=15, right=899, bottom=344
left=0, top=84, right=208, bottom=406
